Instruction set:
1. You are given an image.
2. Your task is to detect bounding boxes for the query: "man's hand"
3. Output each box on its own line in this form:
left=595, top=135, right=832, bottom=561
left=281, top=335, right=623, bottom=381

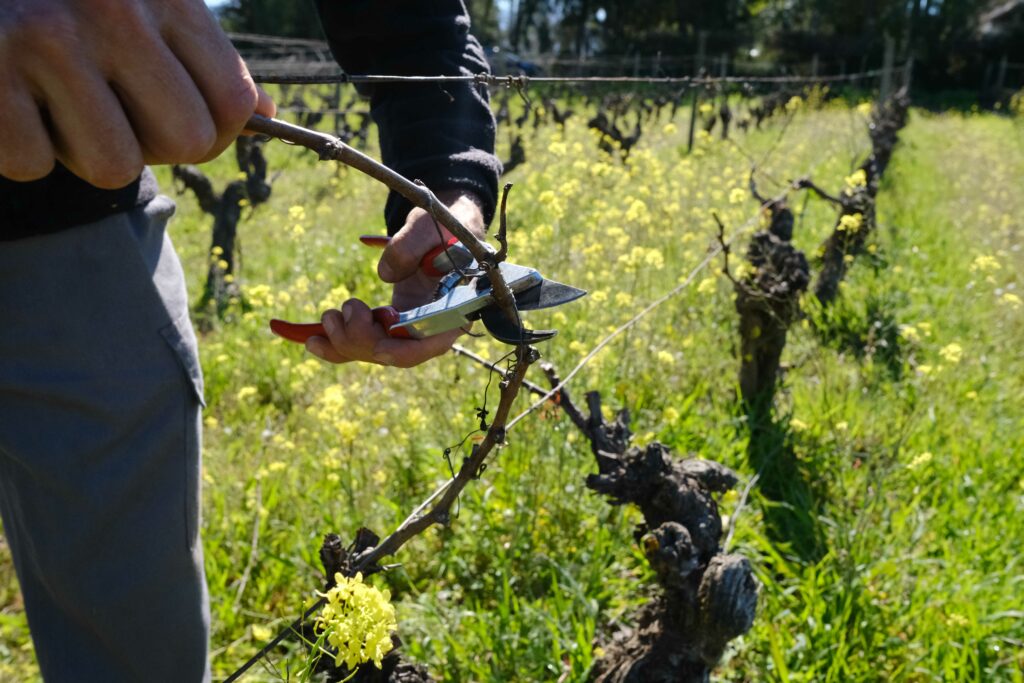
left=0, top=0, right=275, bottom=188
left=306, top=191, right=487, bottom=368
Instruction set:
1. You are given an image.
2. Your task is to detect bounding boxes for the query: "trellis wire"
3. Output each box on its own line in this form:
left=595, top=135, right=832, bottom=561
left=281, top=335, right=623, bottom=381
left=250, top=68, right=888, bottom=87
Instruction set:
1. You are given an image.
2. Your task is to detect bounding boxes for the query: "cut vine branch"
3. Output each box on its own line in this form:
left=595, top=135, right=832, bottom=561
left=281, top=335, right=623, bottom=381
left=452, top=343, right=551, bottom=399
left=350, top=344, right=537, bottom=573
left=244, top=115, right=519, bottom=325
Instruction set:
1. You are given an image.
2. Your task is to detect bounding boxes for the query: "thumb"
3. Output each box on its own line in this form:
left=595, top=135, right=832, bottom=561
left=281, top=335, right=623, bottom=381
left=255, top=85, right=277, bottom=118
left=378, top=213, right=446, bottom=283
left=241, top=86, right=278, bottom=135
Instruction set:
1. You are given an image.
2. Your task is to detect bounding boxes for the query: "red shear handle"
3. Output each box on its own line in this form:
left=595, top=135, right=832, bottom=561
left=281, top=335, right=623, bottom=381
left=370, top=306, right=411, bottom=337
left=359, top=234, right=460, bottom=277
left=269, top=320, right=325, bottom=344
left=420, top=237, right=461, bottom=277
left=270, top=306, right=411, bottom=344
left=358, top=235, right=391, bottom=248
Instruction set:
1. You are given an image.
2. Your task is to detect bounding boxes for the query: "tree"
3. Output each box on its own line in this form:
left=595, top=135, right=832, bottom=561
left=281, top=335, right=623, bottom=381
left=464, top=0, right=503, bottom=47
left=218, top=0, right=324, bottom=39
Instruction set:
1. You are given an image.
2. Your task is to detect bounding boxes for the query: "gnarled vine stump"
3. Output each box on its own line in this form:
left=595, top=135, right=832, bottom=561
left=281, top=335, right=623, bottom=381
left=542, top=370, right=759, bottom=683
left=810, top=89, right=909, bottom=305
left=734, top=194, right=810, bottom=409
left=172, top=136, right=272, bottom=318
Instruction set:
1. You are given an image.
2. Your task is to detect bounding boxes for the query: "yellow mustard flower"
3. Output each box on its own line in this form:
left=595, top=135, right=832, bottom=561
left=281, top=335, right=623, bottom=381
left=970, top=255, right=1001, bottom=272
left=908, top=452, right=933, bottom=469
left=316, top=572, right=397, bottom=670
left=939, top=343, right=963, bottom=365
left=697, top=277, right=717, bottom=295
left=236, top=386, right=258, bottom=401
left=844, top=169, right=867, bottom=189
left=838, top=213, right=863, bottom=232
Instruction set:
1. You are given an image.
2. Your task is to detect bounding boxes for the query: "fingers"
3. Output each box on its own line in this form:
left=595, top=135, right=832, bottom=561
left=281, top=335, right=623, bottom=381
left=373, top=329, right=463, bottom=369
left=0, top=0, right=275, bottom=184
left=0, top=80, right=55, bottom=181
left=255, top=86, right=277, bottom=118
left=328, top=302, right=384, bottom=361
left=30, top=60, right=144, bottom=189
left=108, top=35, right=216, bottom=165
left=309, top=193, right=486, bottom=368
left=307, top=300, right=387, bottom=365
left=164, top=3, right=269, bottom=163
left=12, top=11, right=143, bottom=188
left=241, top=87, right=279, bottom=136
left=305, top=336, right=350, bottom=364
left=305, top=299, right=463, bottom=368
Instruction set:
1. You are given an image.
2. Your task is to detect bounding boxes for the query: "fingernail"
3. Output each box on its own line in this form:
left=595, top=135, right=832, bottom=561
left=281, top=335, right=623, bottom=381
left=373, top=352, right=395, bottom=366
left=323, top=312, right=338, bottom=336
left=378, top=260, right=396, bottom=282
left=341, top=301, right=354, bottom=324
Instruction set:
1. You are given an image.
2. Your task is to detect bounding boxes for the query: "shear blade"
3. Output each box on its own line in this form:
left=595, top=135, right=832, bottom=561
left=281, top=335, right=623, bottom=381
left=513, top=279, right=587, bottom=311
left=480, top=308, right=557, bottom=345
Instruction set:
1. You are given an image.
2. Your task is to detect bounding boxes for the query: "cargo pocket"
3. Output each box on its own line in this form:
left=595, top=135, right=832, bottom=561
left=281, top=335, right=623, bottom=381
left=160, top=311, right=206, bottom=408
left=160, top=311, right=206, bottom=551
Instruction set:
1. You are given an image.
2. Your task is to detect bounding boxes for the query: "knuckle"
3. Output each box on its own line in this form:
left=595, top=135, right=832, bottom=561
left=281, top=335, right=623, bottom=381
left=12, top=8, right=79, bottom=63
left=89, top=0, right=147, bottom=32
left=207, top=69, right=258, bottom=132
left=191, top=123, right=219, bottom=160
left=193, top=137, right=232, bottom=165
left=405, top=213, right=439, bottom=240
left=173, top=119, right=218, bottom=162
left=388, top=241, right=420, bottom=269
left=326, top=337, right=347, bottom=356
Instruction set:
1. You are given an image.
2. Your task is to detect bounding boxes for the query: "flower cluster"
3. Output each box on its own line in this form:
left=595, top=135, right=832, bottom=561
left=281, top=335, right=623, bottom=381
left=316, top=572, right=397, bottom=671
left=837, top=213, right=864, bottom=233
left=844, top=169, right=867, bottom=190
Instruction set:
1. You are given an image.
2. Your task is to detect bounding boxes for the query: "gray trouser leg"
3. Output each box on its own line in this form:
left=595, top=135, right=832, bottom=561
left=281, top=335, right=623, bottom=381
left=0, top=196, right=210, bottom=682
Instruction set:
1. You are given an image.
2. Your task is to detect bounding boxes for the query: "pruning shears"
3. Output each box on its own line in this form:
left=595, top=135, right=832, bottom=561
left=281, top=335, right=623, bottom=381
left=269, top=235, right=585, bottom=345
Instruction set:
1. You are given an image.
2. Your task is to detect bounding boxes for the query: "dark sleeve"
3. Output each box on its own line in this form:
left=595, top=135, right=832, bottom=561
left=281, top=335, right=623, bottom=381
left=313, top=0, right=501, bottom=233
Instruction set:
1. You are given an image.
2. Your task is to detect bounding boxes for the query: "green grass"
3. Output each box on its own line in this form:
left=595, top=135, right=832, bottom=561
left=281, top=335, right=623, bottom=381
left=2, top=97, right=1022, bottom=681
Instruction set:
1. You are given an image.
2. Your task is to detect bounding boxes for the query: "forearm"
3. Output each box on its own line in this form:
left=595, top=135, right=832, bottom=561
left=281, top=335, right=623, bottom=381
left=313, top=0, right=500, bottom=233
